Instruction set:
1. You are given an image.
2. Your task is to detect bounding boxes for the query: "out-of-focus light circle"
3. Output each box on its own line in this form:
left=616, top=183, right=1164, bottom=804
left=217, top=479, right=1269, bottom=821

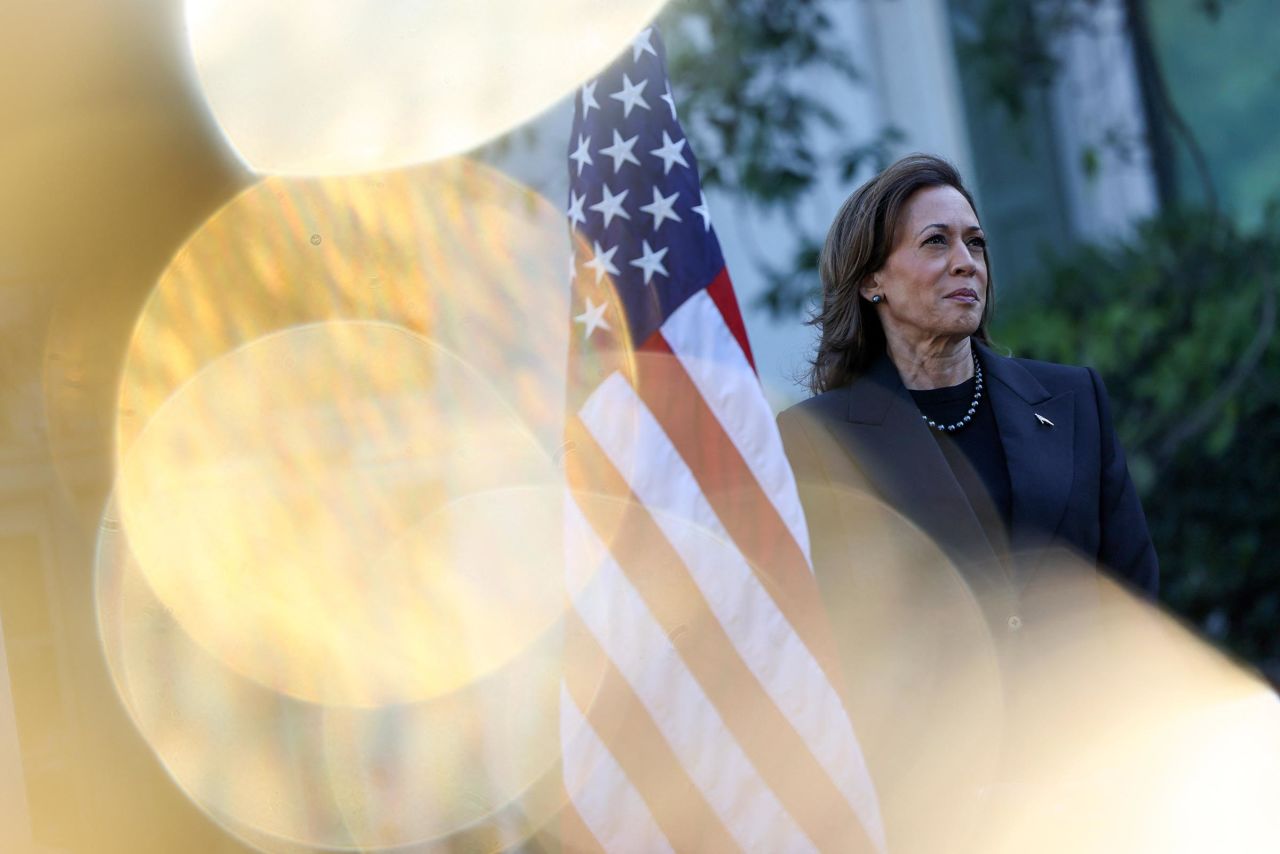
left=115, top=158, right=579, bottom=456
left=971, top=565, right=1280, bottom=854
left=113, top=158, right=611, bottom=707
left=116, top=323, right=563, bottom=706
left=184, top=0, right=670, bottom=174
left=785, top=479, right=1005, bottom=853
left=95, top=494, right=569, bottom=851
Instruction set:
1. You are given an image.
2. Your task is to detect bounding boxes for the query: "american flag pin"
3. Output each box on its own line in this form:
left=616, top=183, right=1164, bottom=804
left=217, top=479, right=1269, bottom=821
left=1035, top=413, right=1055, bottom=428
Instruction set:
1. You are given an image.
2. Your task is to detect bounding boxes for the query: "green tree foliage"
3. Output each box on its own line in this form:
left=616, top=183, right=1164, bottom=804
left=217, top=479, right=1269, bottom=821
left=995, top=209, right=1280, bottom=673
left=658, top=0, right=891, bottom=204
left=657, top=0, right=901, bottom=310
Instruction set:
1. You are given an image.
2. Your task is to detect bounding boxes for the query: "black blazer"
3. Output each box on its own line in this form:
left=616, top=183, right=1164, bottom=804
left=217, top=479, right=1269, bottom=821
left=777, top=344, right=1159, bottom=600
left=778, top=344, right=1159, bottom=851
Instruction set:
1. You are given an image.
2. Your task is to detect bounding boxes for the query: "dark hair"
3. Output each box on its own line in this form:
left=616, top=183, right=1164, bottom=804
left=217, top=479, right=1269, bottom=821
left=806, top=153, right=994, bottom=394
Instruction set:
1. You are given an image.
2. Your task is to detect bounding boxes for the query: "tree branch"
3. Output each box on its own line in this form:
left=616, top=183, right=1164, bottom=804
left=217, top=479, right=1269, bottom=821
left=1123, top=0, right=1220, bottom=214
left=1156, top=272, right=1276, bottom=464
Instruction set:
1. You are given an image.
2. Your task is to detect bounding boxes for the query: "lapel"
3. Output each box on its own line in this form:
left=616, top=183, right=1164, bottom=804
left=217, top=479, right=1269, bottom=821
left=979, top=344, right=1076, bottom=566
left=824, top=352, right=1004, bottom=581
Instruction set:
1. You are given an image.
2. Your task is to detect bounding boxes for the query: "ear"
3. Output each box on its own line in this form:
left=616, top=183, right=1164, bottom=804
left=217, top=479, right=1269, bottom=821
left=858, top=273, right=881, bottom=302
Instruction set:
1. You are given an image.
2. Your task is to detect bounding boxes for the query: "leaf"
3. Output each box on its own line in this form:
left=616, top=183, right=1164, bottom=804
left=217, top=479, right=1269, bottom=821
left=1081, top=145, right=1100, bottom=180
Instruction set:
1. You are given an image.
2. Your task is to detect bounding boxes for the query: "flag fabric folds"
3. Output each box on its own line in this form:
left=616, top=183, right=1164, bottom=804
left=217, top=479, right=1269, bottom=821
left=559, top=27, right=885, bottom=852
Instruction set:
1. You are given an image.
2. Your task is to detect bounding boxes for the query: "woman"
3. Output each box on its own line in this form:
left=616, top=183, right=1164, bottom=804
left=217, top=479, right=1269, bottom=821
left=779, top=152, right=1158, bottom=598
left=777, top=153, right=1160, bottom=850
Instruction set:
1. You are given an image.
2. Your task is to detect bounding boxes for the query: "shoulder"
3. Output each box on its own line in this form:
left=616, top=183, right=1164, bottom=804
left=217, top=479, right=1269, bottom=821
left=778, top=385, right=849, bottom=427
left=776, top=386, right=853, bottom=476
left=985, top=349, right=1100, bottom=397
left=994, top=350, right=1092, bottom=384
left=986, top=350, right=1120, bottom=446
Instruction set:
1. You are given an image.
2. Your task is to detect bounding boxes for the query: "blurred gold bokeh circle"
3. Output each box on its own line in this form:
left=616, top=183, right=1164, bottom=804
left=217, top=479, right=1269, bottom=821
left=116, top=322, right=564, bottom=706
left=96, top=155, right=626, bottom=848
left=184, top=0, right=671, bottom=174
left=95, top=491, right=568, bottom=851
left=112, top=157, right=589, bottom=707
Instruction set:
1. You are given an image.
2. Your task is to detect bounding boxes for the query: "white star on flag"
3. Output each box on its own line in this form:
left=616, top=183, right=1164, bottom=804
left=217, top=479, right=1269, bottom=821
left=629, top=239, right=669, bottom=285
left=570, top=134, right=593, bottom=176
left=566, top=190, right=587, bottom=229
left=599, top=130, right=641, bottom=173
left=581, top=80, right=599, bottom=118
left=639, top=187, right=683, bottom=231
left=649, top=130, right=689, bottom=175
left=631, top=27, right=657, bottom=62
left=661, top=82, right=678, bottom=119
left=691, top=190, right=712, bottom=230
left=574, top=296, right=611, bottom=340
left=609, top=73, right=650, bottom=118
left=583, top=240, right=620, bottom=284
left=589, top=183, right=631, bottom=228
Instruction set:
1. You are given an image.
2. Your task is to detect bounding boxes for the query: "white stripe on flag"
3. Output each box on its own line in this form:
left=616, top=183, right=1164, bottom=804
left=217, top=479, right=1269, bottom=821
left=559, top=682, right=675, bottom=854
left=659, top=289, right=812, bottom=561
left=579, top=373, right=884, bottom=844
left=563, top=497, right=811, bottom=852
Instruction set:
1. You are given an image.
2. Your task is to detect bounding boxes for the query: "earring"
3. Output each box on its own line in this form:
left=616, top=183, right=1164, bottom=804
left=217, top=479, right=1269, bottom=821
left=870, top=294, right=884, bottom=304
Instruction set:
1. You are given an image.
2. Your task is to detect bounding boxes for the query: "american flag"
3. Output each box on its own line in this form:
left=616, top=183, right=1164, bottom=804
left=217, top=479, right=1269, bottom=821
left=557, top=26, right=885, bottom=852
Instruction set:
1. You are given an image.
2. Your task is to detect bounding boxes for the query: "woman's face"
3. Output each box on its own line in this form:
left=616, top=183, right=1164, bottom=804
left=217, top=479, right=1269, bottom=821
left=861, top=184, right=987, bottom=345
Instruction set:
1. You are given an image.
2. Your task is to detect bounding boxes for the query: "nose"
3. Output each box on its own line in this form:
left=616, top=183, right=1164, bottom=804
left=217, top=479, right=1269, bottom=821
left=951, top=243, right=978, bottom=277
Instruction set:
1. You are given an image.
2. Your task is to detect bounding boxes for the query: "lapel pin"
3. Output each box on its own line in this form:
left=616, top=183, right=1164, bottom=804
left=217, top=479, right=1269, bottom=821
left=1035, top=413, right=1055, bottom=428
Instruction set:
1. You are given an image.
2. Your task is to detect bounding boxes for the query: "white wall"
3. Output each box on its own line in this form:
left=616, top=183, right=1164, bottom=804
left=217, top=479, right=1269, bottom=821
left=1048, top=0, right=1159, bottom=241
left=862, top=0, right=977, bottom=181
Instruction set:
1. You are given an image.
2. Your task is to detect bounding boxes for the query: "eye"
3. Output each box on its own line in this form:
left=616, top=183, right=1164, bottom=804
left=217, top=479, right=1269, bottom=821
left=967, top=236, right=987, bottom=251
left=923, top=233, right=946, bottom=246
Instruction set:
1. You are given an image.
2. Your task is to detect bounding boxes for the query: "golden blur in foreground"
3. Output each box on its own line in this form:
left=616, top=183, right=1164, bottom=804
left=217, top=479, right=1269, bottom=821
left=115, top=158, right=571, bottom=455
left=185, top=0, right=672, bottom=174
left=978, top=567, right=1280, bottom=854
left=113, top=160, right=572, bottom=708
left=3, top=2, right=255, bottom=850
left=84, top=159, right=585, bottom=848
left=809, top=485, right=1005, bottom=852
left=97, top=493, right=566, bottom=852
left=801, top=477, right=1280, bottom=854
left=116, top=322, right=565, bottom=706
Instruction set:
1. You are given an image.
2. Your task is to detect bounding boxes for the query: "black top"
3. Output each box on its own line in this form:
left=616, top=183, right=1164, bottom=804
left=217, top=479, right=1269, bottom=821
left=909, top=375, right=1013, bottom=557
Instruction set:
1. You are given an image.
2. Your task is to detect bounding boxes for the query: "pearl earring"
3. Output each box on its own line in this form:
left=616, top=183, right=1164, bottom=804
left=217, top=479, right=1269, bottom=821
left=870, top=294, right=884, bottom=304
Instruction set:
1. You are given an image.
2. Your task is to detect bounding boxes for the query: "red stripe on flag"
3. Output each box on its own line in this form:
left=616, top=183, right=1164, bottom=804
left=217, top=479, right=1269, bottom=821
left=706, top=268, right=755, bottom=372
left=564, top=418, right=876, bottom=852
left=556, top=791, right=607, bottom=854
left=635, top=331, right=848, bottom=695
left=562, top=609, right=739, bottom=853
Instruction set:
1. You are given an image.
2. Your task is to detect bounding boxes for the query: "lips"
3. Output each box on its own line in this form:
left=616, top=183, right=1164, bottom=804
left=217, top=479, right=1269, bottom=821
left=945, top=288, right=979, bottom=302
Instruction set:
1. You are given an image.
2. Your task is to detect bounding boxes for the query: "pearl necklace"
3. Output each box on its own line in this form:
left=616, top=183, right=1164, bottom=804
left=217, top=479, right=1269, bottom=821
left=920, top=351, right=983, bottom=433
